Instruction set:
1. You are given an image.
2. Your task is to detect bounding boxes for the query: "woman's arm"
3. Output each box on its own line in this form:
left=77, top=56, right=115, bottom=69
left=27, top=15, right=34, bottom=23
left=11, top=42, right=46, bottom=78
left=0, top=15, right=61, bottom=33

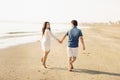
left=50, top=31, right=61, bottom=43
left=80, top=36, right=85, bottom=50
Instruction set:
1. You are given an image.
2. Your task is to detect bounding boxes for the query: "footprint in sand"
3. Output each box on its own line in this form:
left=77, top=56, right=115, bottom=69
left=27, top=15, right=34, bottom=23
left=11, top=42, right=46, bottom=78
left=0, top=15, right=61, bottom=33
left=38, top=70, right=41, bottom=72
left=82, top=52, right=91, bottom=56
left=83, top=52, right=91, bottom=54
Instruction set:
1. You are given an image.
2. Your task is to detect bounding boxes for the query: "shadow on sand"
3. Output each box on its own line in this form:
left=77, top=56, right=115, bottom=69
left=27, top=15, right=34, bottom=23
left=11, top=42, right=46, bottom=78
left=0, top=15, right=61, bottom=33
left=49, top=67, right=120, bottom=76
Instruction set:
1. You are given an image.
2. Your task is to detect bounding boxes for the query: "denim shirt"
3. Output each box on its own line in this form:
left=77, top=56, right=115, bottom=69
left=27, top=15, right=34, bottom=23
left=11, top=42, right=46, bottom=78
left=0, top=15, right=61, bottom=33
left=66, top=26, right=83, bottom=48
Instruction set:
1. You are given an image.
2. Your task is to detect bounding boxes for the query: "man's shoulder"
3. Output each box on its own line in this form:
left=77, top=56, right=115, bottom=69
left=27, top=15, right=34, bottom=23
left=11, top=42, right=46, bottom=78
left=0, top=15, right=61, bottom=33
left=69, top=27, right=82, bottom=32
left=75, top=27, right=81, bottom=32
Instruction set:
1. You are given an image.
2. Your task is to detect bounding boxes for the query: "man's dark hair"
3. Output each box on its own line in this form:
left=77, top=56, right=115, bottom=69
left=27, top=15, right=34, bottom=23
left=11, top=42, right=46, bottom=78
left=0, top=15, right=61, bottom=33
left=71, top=20, right=78, bottom=26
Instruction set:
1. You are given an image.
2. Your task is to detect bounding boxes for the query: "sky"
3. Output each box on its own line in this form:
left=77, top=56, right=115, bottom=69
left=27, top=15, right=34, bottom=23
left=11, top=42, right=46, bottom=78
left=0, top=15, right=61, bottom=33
left=0, top=0, right=120, bottom=23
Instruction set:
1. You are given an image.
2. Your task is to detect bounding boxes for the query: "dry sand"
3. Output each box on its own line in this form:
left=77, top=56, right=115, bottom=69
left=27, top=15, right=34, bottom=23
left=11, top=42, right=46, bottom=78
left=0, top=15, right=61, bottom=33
left=0, top=26, right=120, bottom=80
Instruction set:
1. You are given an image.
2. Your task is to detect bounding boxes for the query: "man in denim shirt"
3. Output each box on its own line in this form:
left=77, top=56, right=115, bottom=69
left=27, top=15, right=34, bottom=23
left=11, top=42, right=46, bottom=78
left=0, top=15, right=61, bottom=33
left=61, top=20, right=85, bottom=71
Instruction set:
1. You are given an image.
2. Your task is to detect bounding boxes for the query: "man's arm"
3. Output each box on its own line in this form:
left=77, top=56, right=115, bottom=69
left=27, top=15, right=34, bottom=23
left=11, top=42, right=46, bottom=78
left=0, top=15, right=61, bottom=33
left=61, top=34, right=67, bottom=43
left=80, top=36, right=85, bottom=50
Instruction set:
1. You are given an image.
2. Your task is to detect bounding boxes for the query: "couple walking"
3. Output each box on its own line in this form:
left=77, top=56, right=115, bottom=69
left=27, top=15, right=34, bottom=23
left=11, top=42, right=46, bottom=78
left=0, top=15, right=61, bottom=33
left=41, top=20, right=85, bottom=71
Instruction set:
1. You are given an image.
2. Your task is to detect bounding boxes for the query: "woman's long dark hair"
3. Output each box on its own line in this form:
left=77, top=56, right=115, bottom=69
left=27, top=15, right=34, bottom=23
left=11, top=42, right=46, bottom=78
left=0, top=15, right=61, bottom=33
left=42, top=22, right=51, bottom=37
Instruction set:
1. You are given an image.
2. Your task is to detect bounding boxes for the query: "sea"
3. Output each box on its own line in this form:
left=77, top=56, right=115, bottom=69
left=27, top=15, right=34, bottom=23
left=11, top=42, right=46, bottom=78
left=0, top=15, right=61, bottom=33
left=0, top=22, right=90, bottom=49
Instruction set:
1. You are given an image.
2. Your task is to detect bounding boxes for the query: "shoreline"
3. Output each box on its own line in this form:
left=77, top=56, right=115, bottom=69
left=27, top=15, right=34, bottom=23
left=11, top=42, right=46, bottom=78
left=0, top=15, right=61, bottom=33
left=0, top=32, right=65, bottom=49
left=0, top=26, right=120, bottom=80
left=0, top=26, right=91, bottom=49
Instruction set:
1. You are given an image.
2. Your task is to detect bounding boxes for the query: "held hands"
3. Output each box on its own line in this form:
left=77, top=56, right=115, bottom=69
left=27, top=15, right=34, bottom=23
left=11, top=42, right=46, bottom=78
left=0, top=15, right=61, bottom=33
left=57, top=39, right=85, bottom=50
left=57, top=34, right=66, bottom=44
left=57, top=39, right=63, bottom=44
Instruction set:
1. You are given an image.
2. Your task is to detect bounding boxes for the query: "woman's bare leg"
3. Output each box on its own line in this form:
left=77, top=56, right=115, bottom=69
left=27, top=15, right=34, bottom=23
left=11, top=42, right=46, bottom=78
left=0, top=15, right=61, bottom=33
left=41, top=50, right=50, bottom=68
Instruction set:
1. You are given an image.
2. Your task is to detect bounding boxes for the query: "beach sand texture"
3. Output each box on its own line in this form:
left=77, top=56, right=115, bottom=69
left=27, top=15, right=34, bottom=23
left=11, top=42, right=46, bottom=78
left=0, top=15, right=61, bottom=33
left=0, top=26, right=120, bottom=80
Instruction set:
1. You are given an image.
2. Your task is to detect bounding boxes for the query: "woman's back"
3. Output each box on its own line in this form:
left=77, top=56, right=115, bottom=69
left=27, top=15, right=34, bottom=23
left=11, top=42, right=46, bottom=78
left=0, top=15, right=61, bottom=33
left=42, top=29, right=51, bottom=42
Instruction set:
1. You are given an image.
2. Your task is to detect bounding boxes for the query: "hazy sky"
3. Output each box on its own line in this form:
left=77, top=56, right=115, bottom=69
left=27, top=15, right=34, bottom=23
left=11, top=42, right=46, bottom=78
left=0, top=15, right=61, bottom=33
left=0, top=0, right=120, bottom=23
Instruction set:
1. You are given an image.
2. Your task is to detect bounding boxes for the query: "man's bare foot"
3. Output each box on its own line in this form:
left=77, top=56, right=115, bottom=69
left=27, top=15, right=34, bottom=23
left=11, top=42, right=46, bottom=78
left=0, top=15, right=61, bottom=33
left=68, top=63, right=73, bottom=71
left=69, top=69, right=72, bottom=72
left=68, top=67, right=72, bottom=71
left=71, top=64, right=74, bottom=69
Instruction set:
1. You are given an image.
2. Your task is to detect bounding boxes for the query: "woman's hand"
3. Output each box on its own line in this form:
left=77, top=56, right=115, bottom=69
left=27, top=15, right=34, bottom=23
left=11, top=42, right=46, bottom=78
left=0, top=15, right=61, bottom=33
left=59, top=40, right=63, bottom=43
left=57, top=39, right=62, bottom=44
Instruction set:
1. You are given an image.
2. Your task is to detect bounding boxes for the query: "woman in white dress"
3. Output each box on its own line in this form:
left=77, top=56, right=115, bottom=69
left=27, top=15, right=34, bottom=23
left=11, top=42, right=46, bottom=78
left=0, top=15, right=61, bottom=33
left=41, top=22, right=61, bottom=68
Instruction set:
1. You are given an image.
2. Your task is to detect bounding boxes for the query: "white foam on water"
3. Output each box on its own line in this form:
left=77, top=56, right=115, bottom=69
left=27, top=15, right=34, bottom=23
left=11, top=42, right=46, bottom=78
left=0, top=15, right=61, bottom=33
left=0, top=23, right=90, bottom=49
left=0, top=35, right=41, bottom=49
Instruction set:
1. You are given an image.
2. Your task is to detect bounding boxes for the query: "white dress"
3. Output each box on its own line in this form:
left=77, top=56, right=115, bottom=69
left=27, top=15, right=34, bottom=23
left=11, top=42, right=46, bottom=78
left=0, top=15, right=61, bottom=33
left=41, top=29, right=57, bottom=52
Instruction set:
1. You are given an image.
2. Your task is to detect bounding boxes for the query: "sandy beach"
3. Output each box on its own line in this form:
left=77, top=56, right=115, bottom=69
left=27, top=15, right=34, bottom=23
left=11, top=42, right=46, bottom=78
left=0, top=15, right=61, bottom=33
left=0, top=26, right=120, bottom=80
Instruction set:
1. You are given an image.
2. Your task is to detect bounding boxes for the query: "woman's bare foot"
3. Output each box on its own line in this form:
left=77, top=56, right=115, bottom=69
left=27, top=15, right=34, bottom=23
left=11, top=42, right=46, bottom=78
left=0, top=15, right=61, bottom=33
left=41, top=58, right=47, bottom=68
left=43, top=64, right=47, bottom=68
left=41, top=58, right=43, bottom=63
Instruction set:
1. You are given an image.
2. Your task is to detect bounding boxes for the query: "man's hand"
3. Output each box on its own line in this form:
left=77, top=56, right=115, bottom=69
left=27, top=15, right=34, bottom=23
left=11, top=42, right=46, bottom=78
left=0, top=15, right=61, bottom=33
left=59, top=40, right=63, bottom=44
left=57, top=39, right=62, bottom=44
left=80, top=36, right=85, bottom=50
